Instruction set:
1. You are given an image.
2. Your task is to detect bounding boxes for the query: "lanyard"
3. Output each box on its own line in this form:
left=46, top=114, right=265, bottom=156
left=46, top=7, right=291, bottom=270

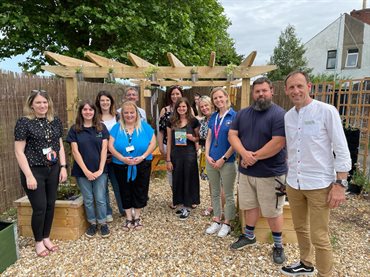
left=214, top=109, right=229, bottom=143
left=125, top=129, right=133, bottom=144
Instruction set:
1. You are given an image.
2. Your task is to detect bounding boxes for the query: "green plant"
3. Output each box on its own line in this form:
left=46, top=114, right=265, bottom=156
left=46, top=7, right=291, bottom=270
left=224, top=63, right=236, bottom=76
left=144, top=65, right=159, bottom=78
left=75, top=66, right=83, bottom=73
left=57, top=181, right=80, bottom=200
left=108, top=67, right=114, bottom=74
left=351, top=163, right=370, bottom=193
left=190, top=66, right=198, bottom=74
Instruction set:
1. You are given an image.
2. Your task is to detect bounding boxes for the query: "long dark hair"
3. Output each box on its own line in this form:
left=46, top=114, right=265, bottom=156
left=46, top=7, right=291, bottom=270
left=95, top=90, right=116, bottom=118
left=74, top=100, right=103, bottom=132
left=170, top=97, right=194, bottom=128
left=165, top=85, right=183, bottom=106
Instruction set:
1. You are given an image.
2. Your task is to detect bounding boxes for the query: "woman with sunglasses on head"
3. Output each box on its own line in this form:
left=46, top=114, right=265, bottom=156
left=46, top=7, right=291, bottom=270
left=109, top=101, right=156, bottom=231
left=95, top=91, right=125, bottom=221
left=67, top=100, right=110, bottom=238
left=205, top=87, right=237, bottom=238
left=166, top=98, right=200, bottom=220
left=14, top=90, right=67, bottom=257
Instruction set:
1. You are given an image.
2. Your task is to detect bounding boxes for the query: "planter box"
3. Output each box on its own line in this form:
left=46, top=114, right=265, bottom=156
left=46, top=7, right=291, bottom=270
left=239, top=202, right=297, bottom=244
left=14, top=195, right=88, bottom=241
left=0, top=221, right=18, bottom=273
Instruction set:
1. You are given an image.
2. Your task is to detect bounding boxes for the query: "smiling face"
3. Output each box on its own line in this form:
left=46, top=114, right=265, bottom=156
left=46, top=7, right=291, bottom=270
left=125, top=89, right=139, bottom=103
left=31, top=95, right=49, bottom=118
left=212, top=90, right=228, bottom=110
left=252, top=82, right=273, bottom=111
left=99, top=95, right=111, bottom=112
left=285, top=73, right=312, bottom=110
left=170, top=89, right=182, bottom=104
left=199, top=100, right=212, bottom=117
left=81, top=104, right=95, bottom=122
left=176, top=101, right=188, bottom=116
left=122, top=104, right=137, bottom=125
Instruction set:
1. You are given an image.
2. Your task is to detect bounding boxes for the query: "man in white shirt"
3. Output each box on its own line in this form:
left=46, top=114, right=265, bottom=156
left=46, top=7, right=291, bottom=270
left=118, top=87, right=147, bottom=121
left=281, top=71, right=351, bottom=277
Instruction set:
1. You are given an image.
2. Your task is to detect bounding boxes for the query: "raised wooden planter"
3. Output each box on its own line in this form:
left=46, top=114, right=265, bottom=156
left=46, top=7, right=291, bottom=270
left=14, top=195, right=88, bottom=240
left=240, top=202, right=297, bottom=244
left=0, top=221, right=18, bottom=273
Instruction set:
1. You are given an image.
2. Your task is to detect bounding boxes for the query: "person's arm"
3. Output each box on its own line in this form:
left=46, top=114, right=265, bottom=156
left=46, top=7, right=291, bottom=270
left=14, top=141, right=37, bottom=190
left=253, top=136, right=286, bottom=160
left=93, top=138, right=107, bottom=178
left=228, top=129, right=257, bottom=167
left=108, top=135, right=132, bottom=165
left=158, top=107, right=166, bottom=156
left=204, top=130, right=216, bottom=167
left=166, top=127, right=173, bottom=171
left=70, top=142, right=95, bottom=181
left=58, top=138, right=68, bottom=182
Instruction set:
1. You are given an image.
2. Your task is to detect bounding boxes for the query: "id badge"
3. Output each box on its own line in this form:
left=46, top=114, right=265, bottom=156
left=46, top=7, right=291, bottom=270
left=126, top=145, right=135, bottom=152
left=42, top=147, right=52, bottom=155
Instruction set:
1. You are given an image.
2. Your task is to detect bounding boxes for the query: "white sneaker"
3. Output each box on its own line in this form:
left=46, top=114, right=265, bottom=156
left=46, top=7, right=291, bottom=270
left=217, top=224, right=231, bottom=238
left=106, top=215, right=113, bottom=223
left=205, top=222, right=221, bottom=234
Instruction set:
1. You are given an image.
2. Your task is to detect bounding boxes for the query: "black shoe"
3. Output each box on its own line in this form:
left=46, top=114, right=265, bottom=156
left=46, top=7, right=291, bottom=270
left=230, top=235, right=256, bottom=250
left=85, top=224, right=97, bottom=238
left=272, top=246, right=286, bottom=264
left=100, top=224, right=110, bottom=238
left=175, top=209, right=182, bottom=215
left=281, top=261, right=314, bottom=276
left=179, top=209, right=190, bottom=220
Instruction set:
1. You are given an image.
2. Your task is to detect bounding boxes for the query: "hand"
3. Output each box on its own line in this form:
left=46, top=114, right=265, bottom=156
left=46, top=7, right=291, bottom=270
left=241, top=151, right=258, bottom=167
left=92, top=169, right=103, bottom=179
left=59, top=167, right=68, bottom=183
left=213, top=158, right=225, bottom=169
left=186, top=134, right=194, bottom=142
left=26, top=175, right=37, bottom=190
left=166, top=161, right=173, bottom=171
left=327, top=183, right=346, bottom=209
left=124, top=156, right=135, bottom=165
left=132, top=156, right=145, bottom=164
left=206, top=155, right=216, bottom=167
left=84, top=170, right=95, bottom=181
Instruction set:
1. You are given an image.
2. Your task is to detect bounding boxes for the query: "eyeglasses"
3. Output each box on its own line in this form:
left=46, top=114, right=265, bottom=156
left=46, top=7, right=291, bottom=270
left=31, top=89, right=46, bottom=94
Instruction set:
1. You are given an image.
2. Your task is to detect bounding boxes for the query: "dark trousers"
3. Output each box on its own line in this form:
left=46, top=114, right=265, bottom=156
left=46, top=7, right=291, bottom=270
left=113, top=160, right=152, bottom=209
left=20, top=164, right=60, bottom=241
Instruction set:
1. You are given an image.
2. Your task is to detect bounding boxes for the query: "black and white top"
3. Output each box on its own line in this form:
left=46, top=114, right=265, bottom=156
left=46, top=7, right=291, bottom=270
left=14, top=117, right=63, bottom=167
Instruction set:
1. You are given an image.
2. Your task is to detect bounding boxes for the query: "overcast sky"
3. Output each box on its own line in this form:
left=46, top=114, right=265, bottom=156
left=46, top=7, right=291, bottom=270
left=220, top=0, right=363, bottom=64
left=0, top=0, right=365, bottom=72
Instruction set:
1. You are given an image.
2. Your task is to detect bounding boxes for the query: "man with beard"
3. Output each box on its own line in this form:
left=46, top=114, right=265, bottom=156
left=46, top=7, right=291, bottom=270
left=228, top=77, right=287, bottom=265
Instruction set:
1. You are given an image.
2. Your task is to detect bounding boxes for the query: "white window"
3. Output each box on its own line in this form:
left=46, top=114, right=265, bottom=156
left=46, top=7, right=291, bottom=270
left=345, top=49, right=359, bottom=68
left=326, top=50, right=337, bottom=69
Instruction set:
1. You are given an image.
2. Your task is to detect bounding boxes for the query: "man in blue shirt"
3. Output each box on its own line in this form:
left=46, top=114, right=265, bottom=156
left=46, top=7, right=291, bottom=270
left=228, top=77, right=287, bottom=265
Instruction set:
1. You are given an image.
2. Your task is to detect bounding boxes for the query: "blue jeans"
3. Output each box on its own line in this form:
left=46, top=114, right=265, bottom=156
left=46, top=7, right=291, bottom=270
left=107, top=163, right=124, bottom=215
left=77, top=173, right=108, bottom=224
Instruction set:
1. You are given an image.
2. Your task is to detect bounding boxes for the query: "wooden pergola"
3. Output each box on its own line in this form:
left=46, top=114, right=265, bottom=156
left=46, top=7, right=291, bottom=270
left=41, top=51, right=276, bottom=127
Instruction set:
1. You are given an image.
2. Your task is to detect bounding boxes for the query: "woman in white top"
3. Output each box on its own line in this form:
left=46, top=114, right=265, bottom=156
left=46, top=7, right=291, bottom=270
left=95, top=91, right=124, bottom=219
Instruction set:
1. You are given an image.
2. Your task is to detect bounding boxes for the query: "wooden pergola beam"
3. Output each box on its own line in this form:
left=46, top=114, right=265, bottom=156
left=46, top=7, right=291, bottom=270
left=41, top=65, right=277, bottom=79
left=84, top=51, right=130, bottom=68
left=167, top=52, right=186, bottom=67
left=44, top=51, right=98, bottom=67
left=131, top=80, right=241, bottom=87
left=240, top=51, right=257, bottom=67
left=127, top=52, right=154, bottom=67
left=208, top=51, right=216, bottom=67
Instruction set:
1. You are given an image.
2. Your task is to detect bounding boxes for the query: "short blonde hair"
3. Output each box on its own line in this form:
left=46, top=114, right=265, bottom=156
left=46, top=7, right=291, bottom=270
left=198, top=95, right=213, bottom=116
left=210, top=87, right=231, bottom=111
left=119, top=101, right=142, bottom=132
left=24, top=90, right=55, bottom=121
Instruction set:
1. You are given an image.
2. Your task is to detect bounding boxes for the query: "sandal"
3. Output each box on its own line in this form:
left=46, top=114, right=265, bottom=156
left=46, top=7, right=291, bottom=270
left=122, top=219, right=134, bottom=232
left=202, top=207, right=213, bottom=216
left=45, top=245, right=59, bottom=252
left=168, top=204, right=177, bottom=210
left=191, top=204, right=198, bottom=209
left=36, top=248, right=49, bottom=257
left=133, top=218, right=143, bottom=231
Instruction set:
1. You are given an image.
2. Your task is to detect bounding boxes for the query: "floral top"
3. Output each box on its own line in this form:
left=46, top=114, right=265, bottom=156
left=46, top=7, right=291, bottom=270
left=14, top=117, right=63, bottom=167
left=159, top=107, right=172, bottom=145
left=198, top=116, right=210, bottom=147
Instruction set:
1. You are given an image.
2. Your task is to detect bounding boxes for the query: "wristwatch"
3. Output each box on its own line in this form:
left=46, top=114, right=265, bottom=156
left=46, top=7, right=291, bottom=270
left=335, top=179, right=348, bottom=189
left=222, top=155, right=228, bottom=161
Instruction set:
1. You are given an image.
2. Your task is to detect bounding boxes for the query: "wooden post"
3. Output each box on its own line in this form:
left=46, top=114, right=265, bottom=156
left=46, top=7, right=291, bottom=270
left=139, top=80, right=146, bottom=108
left=65, top=77, right=78, bottom=128
left=241, top=78, right=250, bottom=108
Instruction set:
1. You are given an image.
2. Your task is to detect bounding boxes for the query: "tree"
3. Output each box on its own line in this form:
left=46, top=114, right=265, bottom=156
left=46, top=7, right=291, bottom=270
left=267, top=24, right=311, bottom=81
left=0, top=0, right=242, bottom=73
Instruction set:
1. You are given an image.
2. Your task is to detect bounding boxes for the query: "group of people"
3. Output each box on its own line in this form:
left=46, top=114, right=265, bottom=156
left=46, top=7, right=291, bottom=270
left=15, top=70, right=351, bottom=277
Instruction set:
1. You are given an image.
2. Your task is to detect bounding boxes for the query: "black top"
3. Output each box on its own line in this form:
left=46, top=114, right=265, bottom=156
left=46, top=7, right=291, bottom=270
left=66, top=124, right=109, bottom=177
left=159, top=107, right=172, bottom=145
left=14, top=117, right=63, bottom=167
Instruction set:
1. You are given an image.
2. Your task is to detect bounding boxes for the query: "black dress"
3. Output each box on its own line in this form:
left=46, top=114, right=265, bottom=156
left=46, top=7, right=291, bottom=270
left=169, top=118, right=200, bottom=207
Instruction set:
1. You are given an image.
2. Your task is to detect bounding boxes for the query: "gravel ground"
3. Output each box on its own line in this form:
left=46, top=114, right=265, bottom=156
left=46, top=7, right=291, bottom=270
left=2, top=177, right=370, bottom=276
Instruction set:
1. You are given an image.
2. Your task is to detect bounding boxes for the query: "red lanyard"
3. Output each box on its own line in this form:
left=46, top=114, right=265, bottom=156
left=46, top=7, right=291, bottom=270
left=214, top=109, right=229, bottom=143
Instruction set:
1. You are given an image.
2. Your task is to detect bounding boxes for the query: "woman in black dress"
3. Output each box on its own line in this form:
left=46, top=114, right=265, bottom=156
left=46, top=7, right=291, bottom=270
left=166, top=98, right=200, bottom=220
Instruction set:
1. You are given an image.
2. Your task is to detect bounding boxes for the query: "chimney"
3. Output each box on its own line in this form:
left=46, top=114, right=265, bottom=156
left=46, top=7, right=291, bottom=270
left=364, top=0, right=367, bottom=9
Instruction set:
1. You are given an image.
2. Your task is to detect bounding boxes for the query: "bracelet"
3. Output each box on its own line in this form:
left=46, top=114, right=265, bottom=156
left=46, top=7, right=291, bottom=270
left=60, top=164, right=68, bottom=169
left=166, top=160, right=171, bottom=163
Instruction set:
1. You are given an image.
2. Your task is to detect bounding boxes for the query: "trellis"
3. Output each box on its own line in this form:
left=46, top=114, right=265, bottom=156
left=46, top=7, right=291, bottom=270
left=41, top=51, right=276, bottom=127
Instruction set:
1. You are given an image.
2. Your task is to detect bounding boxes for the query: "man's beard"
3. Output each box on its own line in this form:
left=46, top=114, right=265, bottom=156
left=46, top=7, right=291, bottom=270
left=253, top=98, right=272, bottom=111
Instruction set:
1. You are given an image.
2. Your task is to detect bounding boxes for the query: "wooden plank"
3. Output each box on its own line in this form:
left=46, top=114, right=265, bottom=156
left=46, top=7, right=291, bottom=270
left=151, top=147, right=167, bottom=172
left=84, top=51, right=130, bottom=68
left=20, top=225, right=87, bottom=241
left=127, top=52, right=154, bottom=67
left=167, top=52, right=186, bottom=67
left=240, top=51, right=257, bottom=67
left=44, top=51, right=98, bottom=67
left=208, top=51, right=216, bottom=67
left=241, top=78, right=250, bottom=108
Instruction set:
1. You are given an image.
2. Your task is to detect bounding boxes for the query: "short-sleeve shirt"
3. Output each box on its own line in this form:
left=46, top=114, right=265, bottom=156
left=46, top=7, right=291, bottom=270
left=14, top=116, right=63, bottom=167
left=110, top=121, right=154, bottom=165
left=66, top=124, right=109, bottom=177
left=208, top=109, right=236, bottom=162
left=230, top=104, right=287, bottom=177
left=168, top=118, right=200, bottom=151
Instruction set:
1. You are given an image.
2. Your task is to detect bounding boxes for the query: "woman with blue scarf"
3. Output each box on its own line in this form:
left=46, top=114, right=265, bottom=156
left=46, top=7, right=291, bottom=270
left=109, top=101, right=156, bottom=231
